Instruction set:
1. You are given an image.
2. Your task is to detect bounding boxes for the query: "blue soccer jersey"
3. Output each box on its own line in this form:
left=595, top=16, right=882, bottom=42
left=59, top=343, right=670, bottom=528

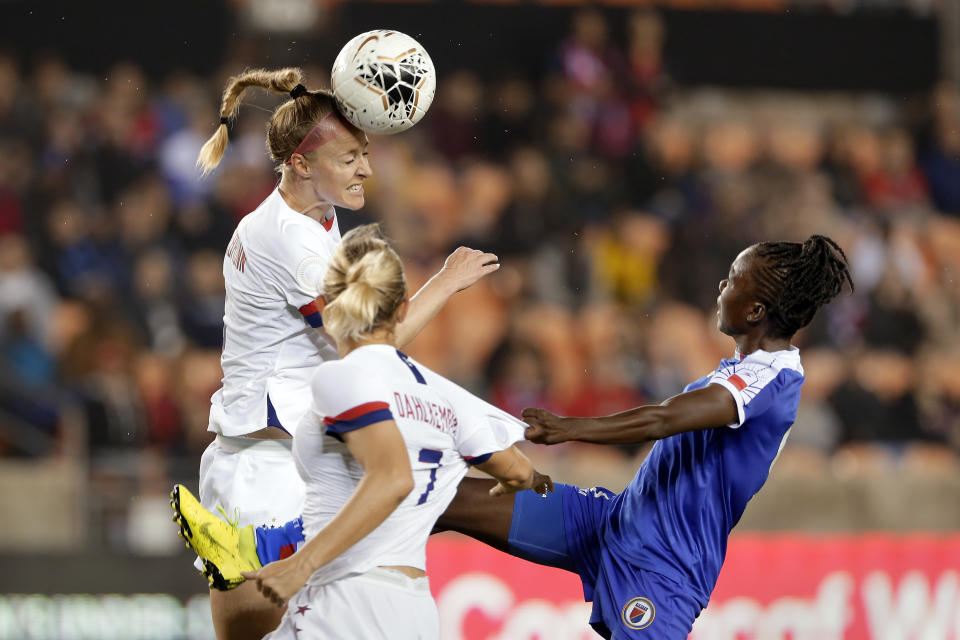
left=602, top=347, right=804, bottom=609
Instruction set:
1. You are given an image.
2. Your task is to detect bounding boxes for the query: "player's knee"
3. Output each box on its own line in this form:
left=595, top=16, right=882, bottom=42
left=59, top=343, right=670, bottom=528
left=210, top=583, right=285, bottom=640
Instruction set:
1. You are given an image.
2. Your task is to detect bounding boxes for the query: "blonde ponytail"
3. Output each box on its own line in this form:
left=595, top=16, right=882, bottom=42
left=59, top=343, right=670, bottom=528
left=197, top=67, right=339, bottom=175
left=322, top=225, right=406, bottom=344
left=196, top=123, right=230, bottom=176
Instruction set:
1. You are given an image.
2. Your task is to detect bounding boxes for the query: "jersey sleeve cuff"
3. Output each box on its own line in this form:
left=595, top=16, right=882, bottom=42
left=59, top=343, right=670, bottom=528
left=464, top=452, right=494, bottom=466
left=298, top=301, right=324, bottom=328
left=323, top=401, right=394, bottom=434
left=709, top=378, right=745, bottom=428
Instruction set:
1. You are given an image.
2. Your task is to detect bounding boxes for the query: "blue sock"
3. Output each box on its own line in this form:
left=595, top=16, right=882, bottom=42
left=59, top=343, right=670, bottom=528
left=255, top=516, right=305, bottom=565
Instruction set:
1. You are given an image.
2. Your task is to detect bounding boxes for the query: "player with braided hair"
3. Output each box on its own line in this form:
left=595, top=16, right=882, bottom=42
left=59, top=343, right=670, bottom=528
left=181, top=235, right=852, bottom=638
left=434, top=234, right=854, bottom=638
left=750, top=235, right=853, bottom=338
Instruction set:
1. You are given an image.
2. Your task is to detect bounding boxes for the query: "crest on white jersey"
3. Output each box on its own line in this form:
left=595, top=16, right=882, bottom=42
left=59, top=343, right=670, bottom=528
left=486, top=416, right=512, bottom=448
left=296, top=255, right=329, bottom=296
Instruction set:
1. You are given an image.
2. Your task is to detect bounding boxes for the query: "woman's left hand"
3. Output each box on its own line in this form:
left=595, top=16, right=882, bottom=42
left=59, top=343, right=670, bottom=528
left=488, top=469, right=555, bottom=497
left=241, top=557, right=313, bottom=608
left=439, top=247, right=500, bottom=292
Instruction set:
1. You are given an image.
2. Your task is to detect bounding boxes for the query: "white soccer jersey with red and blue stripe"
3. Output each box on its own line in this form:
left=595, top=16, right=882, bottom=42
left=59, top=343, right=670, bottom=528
left=293, top=344, right=526, bottom=587
left=208, top=187, right=341, bottom=437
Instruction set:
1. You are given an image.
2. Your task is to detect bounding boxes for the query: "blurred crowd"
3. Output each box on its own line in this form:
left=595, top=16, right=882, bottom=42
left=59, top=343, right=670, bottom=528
left=1, top=7, right=959, bottom=547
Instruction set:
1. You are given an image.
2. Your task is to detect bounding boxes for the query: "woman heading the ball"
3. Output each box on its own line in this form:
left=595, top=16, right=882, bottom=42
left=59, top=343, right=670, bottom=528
left=177, top=67, right=498, bottom=640
left=241, top=224, right=549, bottom=640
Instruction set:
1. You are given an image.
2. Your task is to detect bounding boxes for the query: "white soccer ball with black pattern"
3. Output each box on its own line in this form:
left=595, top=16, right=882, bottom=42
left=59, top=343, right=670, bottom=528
left=331, top=30, right=436, bottom=135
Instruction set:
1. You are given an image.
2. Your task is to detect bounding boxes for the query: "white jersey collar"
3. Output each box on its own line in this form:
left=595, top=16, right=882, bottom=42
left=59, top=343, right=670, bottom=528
left=270, top=187, right=337, bottom=232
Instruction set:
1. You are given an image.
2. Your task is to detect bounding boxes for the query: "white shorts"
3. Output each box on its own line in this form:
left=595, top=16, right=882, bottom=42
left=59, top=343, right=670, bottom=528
left=265, top=568, right=439, bottom=640
left=196, top=435, right=306, bottom=569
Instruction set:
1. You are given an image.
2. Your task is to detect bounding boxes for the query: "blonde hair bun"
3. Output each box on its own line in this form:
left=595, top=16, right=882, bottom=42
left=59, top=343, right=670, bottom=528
left=322, top=224, right=406, bottom=344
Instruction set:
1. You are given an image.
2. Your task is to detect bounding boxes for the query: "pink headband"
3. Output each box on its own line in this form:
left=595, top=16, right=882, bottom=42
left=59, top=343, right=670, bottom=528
left=285, top=111, right=345, bottom=164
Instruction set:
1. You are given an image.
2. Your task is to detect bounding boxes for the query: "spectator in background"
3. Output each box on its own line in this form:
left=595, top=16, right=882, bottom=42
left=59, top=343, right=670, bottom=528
left=178, top=250, right=225, bottom=349
left=790, top=348, right=844, bottom=453
left=625, top=10, right=667, bottom=135
left=554, top=7, right=632, bottom=159
left=561, top=304, right=645, bottom=427
left=920, top=217, right=960, bottom=349
left=625, top=116, right=701, bottom=223
left=483, top=73, right=540, bottom=159
left=0, top=236, right=61, bottom=448
left=486, top=339, right=554, bottom=419
left=543, top=109, right=621, bottom=225
left=760, top=133, right=840, bottom=251
left=158, top=75, right=218, bottom=207
left=662, top=121, right=761, bottom=310
left=829, top=350, right=929, bottom=446
left=0, top=138, right=30, bottom=236
left=134, top=354, right=183, bottom=453
left=427, top=70, right=485, bottom=162
left=0, top=54, right=27, bottom=138
left=586, top=211, right=668, bottom=308
left=92, top=63, right=158, bottom=204
left=452, top=160, right=513, bottom=254
left=920, top=82, right=960, bottom=215
left=499, top=147, right=565, bottom=254
left=917, top=352, right=960, bottom=452
left=861, top=260, right=927, bottom=354
left=823, top=123, right=868, bottom=209
left=0, top=235, right=59, bottom=355
left=862, top=127, right=929, bottom=213
left=44, top=199, right=110, bottom=297
left=131, top=248, right=185, bottom=356
left=62, top=316, right=146, bottom=452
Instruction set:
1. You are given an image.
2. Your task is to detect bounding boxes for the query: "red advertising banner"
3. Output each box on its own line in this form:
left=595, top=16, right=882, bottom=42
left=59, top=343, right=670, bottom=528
left=426, top=533, right=960, bottom=640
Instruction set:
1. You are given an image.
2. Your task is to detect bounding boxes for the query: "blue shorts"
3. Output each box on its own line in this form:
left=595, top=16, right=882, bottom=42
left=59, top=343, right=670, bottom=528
left=508, top=483, right=701, bottom=639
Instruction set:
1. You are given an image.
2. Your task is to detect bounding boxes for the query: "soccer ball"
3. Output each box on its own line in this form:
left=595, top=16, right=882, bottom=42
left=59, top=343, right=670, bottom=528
left=330, top=30, right=436, bottom=135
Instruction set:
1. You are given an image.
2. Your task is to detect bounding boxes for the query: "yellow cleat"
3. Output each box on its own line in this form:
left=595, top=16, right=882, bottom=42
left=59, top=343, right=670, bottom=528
left=170, top=484, right=261, bottom=590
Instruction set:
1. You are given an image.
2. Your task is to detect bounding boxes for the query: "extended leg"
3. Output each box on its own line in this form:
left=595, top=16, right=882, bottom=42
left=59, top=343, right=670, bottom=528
left=182, top=478, right=576, bottom=574
left=434, top=477, right=515, bottom=553
left=439, top=477, right=579, bottom=573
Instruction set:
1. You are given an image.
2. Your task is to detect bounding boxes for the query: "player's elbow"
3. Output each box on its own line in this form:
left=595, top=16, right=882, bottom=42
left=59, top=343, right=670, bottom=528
left=645, top=405, right=677, bottom=441
left=392, top=469, right=415, bottom=503
left=374, top=465, right=414, bottom=504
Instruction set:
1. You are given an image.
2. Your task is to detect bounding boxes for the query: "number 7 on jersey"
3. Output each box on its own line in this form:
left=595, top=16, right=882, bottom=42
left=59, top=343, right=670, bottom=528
left=416, top=448, right=442, bottom=505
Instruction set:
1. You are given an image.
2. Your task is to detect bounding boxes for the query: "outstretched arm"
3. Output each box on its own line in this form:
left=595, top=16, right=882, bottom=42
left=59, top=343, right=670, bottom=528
left=523, top=384, right=738, bottom=446
left=395, top=247, right=499, bottom=348
left=241, top=420, right=413, bottom=607
left=473, top=444, right=554, bottom=497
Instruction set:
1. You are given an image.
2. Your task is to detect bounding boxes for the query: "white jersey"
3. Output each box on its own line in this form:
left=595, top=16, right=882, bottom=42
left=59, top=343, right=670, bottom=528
left=293, top=344, right=526, bottom=587
left=209, top=187, right=341, bottom=437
